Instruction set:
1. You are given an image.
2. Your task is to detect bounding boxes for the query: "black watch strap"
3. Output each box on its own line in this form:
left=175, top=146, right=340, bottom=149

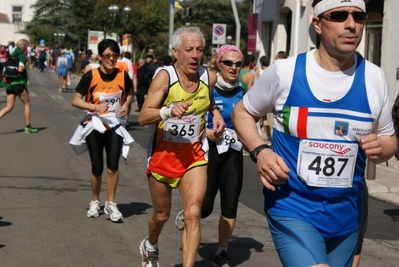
left=210, top=105, right=221, bottom=114
left=250, top=144, right=271, bottom=163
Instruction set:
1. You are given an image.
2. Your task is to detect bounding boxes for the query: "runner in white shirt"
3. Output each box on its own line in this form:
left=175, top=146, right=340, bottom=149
left=232, top=1, right=397, bottom=266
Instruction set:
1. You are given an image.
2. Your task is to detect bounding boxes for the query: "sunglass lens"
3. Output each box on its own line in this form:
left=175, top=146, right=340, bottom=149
left=328, top=11, right=367, bottom=22
left=352, top=12, right=367, bottom=21
left=235, top=61, right=243, bottom=67
left=329, top=11, right=348, bottom=21
left=223, top=60, right=233, bottom=67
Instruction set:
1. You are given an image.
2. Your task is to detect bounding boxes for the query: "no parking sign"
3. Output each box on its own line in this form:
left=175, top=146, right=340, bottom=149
left=212, top=23, right=226, bottom=45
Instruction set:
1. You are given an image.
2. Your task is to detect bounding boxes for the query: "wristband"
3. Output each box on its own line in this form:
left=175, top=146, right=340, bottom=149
left=160, top=106, right=173, bottom=121
left=210, top=105, right=221, bottom=114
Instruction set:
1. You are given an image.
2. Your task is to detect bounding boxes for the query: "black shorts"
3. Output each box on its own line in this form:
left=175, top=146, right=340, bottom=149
left=201, top=142, right=244, bottom=219
left=6, top=84, right=26, bottom=95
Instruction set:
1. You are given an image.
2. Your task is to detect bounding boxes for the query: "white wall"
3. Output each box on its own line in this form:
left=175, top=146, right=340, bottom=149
left=0, top=0, right=36, bottom=22
left=0, top=0, right=36, bottom=45
left=0, top=24, right=27, bottom=46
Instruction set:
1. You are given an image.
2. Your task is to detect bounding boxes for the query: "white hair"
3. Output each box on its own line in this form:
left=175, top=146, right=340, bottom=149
left=171, top=26, right=205, bottom=49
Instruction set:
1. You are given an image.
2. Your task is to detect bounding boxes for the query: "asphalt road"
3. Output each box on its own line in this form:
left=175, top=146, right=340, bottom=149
left=0, top=68, right=398, bottom=266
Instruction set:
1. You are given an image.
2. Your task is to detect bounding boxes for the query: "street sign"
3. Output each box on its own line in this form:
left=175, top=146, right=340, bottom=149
left=212, top=23, right=226, bottom=45
left=87, top=30, right=118, bottom=54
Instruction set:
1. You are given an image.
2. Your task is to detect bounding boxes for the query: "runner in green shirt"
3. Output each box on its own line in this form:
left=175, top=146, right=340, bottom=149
left=0, top=39, right=38, bottom=134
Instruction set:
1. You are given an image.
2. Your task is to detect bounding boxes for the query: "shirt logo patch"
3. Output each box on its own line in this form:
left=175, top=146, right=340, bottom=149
left=334, top=121, right=349, bottom=137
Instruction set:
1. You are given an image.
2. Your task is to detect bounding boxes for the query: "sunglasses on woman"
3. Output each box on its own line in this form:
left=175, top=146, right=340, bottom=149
left=220, top=60, right=243, bottom=68
left=321, top=11, right=368, bottom=22
left=102, top=53, right=120, bottom=60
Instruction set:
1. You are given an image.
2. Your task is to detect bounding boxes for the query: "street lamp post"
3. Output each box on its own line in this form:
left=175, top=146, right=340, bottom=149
left=227, top=35, right=232, bottom=44
left=169, top=0, right=195, bottom=55
left=107, top=4, right=133, bottom=58
left=53, top=32, right=65, bottom=46
left=177, top=0, right=195, bottom=26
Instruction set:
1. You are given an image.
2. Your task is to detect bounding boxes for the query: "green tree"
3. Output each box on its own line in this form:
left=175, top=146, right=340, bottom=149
left=24, top=0, right=76, bottom=46
left=69, top=0, right=98, bottom=50
left=23, top=0, right=251, bottom=59
left=92, top=0, right=170, bottom=57
left=175, top=0, right=251, bottom=57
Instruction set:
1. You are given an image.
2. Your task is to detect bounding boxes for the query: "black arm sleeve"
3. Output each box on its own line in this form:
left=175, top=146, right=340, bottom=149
left=124, top=72, right=133, bottom=94
left=75, top=71, right=93, bottom=96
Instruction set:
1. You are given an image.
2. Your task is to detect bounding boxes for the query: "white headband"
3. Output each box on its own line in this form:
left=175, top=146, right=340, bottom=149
left=314, top=0, right=366, bottom=17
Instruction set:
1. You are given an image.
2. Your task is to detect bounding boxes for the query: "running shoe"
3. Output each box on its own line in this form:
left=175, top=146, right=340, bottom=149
left=212, top=251, right=233, bottom=267
left=104, top=201, right=123, bottom=222
left=175, top=210, right=185, bottom=231
left=24, top=126, right=38, bottom=134
left=87, top=200, right=101, bottom=218
left=139, top=238, right=160, bottom=267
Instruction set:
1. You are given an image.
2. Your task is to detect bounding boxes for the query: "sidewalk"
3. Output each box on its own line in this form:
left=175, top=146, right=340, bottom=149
left=367, top=163, right=399, bottom=206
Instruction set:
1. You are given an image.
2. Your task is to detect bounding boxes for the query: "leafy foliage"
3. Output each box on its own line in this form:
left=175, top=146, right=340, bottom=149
left=68, top=0, right=99, bottom=47
left=92, top=0, right=170, bottom=56
left=24, top=0, right=76, bottom=46
left=23, top=0, right=251, bottom=58
left=176, top=0, right=251, bottom=56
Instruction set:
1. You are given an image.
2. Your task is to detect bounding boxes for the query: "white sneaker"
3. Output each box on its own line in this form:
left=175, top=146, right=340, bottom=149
left=104, top=201, right=123, bottom=222
left=139, top=238, right=160, bottom=267
left=175, top=210, right=185, bottom=231
left=87, top=200, right=101, bottom=218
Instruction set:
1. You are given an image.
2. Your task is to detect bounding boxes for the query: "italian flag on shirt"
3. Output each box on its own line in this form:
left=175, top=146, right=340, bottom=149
left=283, top=106, right=309, bottom=139
left=281, top=105, right=373, bottom=140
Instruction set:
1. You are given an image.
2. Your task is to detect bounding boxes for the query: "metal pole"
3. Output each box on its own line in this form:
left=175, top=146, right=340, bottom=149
left=168, top=0, right=175, bottom=56
left=231, top=0, right=241, bottom=49
left=366, top=159, right=376, bottom=180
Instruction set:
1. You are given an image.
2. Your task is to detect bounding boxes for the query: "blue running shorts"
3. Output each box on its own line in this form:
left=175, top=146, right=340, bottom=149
left=266, top=212, right=358, bottom=267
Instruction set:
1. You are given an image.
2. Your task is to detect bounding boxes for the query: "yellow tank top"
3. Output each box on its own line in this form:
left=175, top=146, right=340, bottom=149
left=148, top=65, right=210, bottom=178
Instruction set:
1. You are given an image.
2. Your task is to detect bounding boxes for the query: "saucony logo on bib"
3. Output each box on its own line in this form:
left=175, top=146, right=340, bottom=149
left=308, top=142, right=352, bottom=155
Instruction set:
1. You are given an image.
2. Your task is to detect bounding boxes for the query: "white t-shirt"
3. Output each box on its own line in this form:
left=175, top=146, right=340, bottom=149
left=121, top=57, right=134, bottom=79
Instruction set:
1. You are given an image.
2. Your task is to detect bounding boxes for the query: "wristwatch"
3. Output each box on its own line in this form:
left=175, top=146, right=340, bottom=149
left=250, top=144, right=271, bottom=163
left=210, top=105, right=221, bottom=114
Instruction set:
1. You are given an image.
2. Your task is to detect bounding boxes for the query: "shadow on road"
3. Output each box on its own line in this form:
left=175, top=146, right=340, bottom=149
left=0, top=127, right=47, bottom=135
left=117, top=202, right=153, bottom=219
left=0, top=216, right=12, bottom=227
left=384, top=208, right=399, bottom=221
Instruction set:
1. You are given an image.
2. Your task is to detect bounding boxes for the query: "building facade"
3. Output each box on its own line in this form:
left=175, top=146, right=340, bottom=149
left=251, top=0, right=399, bottom=169
left=0, top=0, right=36, bottom=46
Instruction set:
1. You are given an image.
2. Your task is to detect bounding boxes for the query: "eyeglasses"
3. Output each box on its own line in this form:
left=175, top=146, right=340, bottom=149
left=102, top=53, right=120, bottom=60
left=321, top=11, right=368, bottom=22
left=220, top=60, right=243, bottom=68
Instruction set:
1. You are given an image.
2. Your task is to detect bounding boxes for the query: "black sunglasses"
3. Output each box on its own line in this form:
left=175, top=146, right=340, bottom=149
left=220, top=60, right=243, bottom=68
left=322, top=11, right=368, bottom=22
